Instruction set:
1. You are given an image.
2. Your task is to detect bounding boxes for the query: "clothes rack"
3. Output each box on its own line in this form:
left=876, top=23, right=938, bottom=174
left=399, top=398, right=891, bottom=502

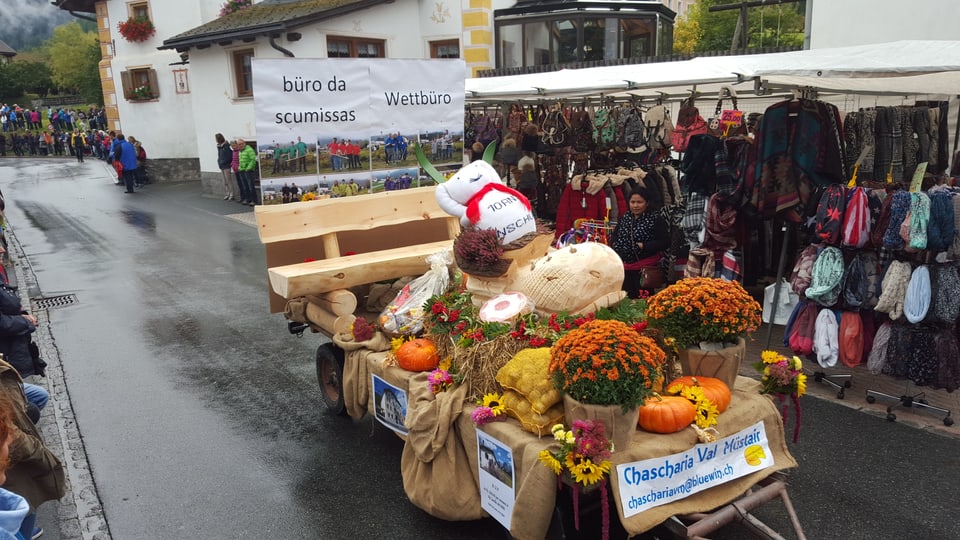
left=865, top=386, right=954, bottom=426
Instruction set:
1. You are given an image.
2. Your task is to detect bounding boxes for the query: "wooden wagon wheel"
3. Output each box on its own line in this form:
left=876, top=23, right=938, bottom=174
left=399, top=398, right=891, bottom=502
left=316, top=343, right=347, bottom=415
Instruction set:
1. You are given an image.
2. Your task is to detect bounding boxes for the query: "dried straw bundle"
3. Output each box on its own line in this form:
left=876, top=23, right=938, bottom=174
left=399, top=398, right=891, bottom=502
left=434, top=333, right=528, bottom=402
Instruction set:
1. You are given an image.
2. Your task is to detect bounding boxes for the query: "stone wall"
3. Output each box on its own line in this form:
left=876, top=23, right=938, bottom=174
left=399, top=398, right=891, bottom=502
left=145, top=158, right=200, bottom=184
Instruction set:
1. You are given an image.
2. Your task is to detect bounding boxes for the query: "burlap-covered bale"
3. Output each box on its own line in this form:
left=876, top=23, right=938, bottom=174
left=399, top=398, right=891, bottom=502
left=332, top=327, right=392, bottom=419
left=496, top=347, right=561, bottom=414
left=401, top=378, right=483, bottom=521
left=512, top=242, right=625, bottom=314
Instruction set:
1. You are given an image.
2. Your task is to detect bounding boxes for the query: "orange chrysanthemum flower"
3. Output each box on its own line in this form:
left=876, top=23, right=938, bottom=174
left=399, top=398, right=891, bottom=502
left=646, top=278, right=761, bottom=349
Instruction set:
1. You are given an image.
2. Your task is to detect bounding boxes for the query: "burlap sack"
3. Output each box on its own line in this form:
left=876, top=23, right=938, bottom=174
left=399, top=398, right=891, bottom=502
left=333, top=330, right=391, bottom=419
left=561, top=394, right=639, bottom=452
left=676, top=337, right=745, bottom=390
left=401, top=378, right=484, bottom=520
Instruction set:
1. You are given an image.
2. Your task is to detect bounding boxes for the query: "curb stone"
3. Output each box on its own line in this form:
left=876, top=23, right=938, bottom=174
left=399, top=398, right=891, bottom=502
left=6, top=225, right=111, bottom=540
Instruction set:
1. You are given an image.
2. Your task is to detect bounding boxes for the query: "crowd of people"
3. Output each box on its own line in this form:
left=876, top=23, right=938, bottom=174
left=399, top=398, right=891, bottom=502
left=270, top=137, right=310, bottom=174
left=0, top=226, right=66, bottom=539
left=0, top=103, right=110, bottom=161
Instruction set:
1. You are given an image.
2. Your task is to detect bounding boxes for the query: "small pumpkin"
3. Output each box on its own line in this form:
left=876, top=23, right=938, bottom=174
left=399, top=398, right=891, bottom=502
left=666, top=376, right=731, bottom=413
left=396, top=338, right=440, bottom=372
left=637, top=393, right=697, bottom=434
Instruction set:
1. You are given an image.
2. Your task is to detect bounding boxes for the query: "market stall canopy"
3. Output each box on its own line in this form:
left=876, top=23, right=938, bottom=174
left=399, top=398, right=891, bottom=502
left=466, top=40, right=960, bottom=102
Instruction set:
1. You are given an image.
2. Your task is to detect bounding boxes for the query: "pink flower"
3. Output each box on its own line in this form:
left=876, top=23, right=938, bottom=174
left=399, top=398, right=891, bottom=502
left=471, top=406, right=495, bottom=425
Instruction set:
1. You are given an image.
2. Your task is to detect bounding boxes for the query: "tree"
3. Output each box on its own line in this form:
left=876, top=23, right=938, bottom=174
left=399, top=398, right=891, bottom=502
left=0, top=64, right=25, bottom=100
left=677, top=0, right=806, bottom=53
left=8, top=61, right=54, bottom=98
left=46, top=21, right=102, bottom=102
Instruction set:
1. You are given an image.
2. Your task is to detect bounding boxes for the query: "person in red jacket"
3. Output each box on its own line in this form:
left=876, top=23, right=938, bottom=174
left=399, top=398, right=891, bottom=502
left=554, top=174, right=611, bottom=239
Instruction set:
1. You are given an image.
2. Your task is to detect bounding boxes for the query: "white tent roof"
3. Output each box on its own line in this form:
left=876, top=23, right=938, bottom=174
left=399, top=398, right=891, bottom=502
left=465, top=40, right=960, bottom=102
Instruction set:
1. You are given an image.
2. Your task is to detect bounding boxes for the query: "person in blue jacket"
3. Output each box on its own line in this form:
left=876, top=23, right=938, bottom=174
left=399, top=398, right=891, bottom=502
left=115, top=135, right=139, bottom=193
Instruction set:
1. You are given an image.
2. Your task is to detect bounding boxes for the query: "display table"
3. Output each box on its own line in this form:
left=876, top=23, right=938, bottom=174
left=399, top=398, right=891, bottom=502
left=337, top=336, right=797, bottom=540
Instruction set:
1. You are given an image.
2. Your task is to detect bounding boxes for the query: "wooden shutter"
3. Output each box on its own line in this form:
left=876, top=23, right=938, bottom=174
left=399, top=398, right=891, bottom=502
left=120, top=70, right=133, bottom=99
left=147, top=69, right=159, bottom=99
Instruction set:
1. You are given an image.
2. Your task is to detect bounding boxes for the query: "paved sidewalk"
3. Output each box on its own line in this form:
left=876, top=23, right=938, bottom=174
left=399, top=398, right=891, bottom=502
left=7, top=226, right=110, bottom=540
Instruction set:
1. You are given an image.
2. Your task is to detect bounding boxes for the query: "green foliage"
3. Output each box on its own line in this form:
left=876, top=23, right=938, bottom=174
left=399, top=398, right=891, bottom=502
left=46, top=21, right=102, bottom=104
left=682, top=0, right=806, bottom=53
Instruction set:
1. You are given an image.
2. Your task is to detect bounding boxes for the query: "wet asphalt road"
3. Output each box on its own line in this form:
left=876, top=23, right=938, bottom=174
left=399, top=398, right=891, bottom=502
left=0, top=157, right=959, bottom=540
left=0, top=158, right=504, bottom=539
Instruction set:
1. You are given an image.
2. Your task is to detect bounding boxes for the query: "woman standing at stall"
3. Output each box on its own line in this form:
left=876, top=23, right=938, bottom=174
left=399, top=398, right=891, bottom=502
left=611, top=186, right=669, bottom=298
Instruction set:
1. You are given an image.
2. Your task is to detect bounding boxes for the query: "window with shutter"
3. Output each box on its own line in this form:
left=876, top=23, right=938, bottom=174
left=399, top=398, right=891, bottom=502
left=232, top=49, right=254, bottom=97
left=122, top=67, right=158, bottom=101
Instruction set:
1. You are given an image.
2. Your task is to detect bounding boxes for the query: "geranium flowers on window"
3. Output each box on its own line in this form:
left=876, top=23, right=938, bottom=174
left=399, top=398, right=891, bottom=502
left=118, top=17, right=155, bottom=43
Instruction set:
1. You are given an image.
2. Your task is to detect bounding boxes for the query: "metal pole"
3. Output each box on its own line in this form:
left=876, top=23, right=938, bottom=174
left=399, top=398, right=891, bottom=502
left=764, top=223, right=791, bottom=349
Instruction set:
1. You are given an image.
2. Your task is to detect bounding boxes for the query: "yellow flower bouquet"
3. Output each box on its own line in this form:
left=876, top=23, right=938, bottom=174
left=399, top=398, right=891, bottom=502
left=646, top=278, right=762, bottom=349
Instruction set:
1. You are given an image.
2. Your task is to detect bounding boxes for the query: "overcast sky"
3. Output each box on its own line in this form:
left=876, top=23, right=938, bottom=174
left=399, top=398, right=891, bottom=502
left=0, top=0, right=76, bottom=51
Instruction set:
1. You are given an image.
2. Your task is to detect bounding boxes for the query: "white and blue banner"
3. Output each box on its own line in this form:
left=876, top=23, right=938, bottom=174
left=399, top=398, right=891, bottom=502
left=251, top=58, right=465, bottom=199
left=616, top=421, right=774, bottom=517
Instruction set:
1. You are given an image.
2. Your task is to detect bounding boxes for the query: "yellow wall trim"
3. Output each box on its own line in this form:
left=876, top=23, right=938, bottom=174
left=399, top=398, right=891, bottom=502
left=461, top=11, right=488, bottom=28
left=469, top=29, right=492, bottom=46
left=463, top=47, right=490, bottom=64
left=468, top=0, right=491, bottom=9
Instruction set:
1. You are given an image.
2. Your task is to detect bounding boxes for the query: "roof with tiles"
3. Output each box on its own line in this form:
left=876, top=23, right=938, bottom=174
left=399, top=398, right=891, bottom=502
left=161, top=0, right=390, bottom=51
left=0, top=40, right=15, bottom=57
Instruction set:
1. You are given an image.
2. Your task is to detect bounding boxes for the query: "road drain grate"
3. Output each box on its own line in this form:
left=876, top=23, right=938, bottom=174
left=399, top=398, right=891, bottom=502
left=32, top=294, right=79, bottom=310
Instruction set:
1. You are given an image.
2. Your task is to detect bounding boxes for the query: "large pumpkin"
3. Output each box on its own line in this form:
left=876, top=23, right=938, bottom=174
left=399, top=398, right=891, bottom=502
left=637, top=393, right=697, bottom=434
left=396, top=338, right=440, bottom=372
left=666, top=376, right=731, bottom=413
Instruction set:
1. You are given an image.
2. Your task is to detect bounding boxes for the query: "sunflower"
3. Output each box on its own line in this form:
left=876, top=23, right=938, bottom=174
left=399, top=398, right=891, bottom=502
left=570, top=457, right=611, bottom=486
left=796, top=372, right=808, bottom=397
left=481, top=393, right=506, bottom=416
left=538, top=450, right=562, bottom=475
left=695, top=399, right=720, bottom=428
left=761, top=350, right=780, bottom=364
left=679, top=385, right=706, bottom=403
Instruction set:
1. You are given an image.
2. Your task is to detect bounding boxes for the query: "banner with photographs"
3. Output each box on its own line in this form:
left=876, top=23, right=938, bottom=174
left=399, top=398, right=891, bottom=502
left=252, top=58, right=466, bottom=204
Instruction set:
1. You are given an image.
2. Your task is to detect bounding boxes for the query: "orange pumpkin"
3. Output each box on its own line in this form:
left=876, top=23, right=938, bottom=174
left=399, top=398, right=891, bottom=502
left=637, top=393, right=697, bottom=434
left=666, top=376, right=731, bottom=413
left=396, top=338, right=440, bottom=372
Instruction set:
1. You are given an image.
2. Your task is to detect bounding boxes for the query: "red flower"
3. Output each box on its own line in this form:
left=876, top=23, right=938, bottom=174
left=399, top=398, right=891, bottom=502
left=118, top=17, right=156, bottom=43
left=431, top=301, right=446, bottom=314
left=632, top=321, right=648, bottom=333
left=529, top=336, right=548, bottom=347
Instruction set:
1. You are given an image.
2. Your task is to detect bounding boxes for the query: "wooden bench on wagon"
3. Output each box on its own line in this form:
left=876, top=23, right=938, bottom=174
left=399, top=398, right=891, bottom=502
left=254, top=186, right=460, bottom=336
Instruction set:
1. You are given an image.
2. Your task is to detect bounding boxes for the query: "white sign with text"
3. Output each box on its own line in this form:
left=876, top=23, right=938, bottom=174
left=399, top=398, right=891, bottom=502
left=616, top=421, right=774, bottom=517
left=476, top=430, right=516, bottom=530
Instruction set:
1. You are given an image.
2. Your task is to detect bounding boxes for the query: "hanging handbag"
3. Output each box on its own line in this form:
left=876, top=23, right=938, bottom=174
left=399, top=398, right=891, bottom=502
left=670, top=96, right=708, bottom=153
left=713, top=86, right=746, bottom=138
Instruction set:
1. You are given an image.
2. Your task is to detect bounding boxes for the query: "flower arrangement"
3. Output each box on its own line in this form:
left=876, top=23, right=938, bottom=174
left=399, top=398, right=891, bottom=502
left=118, top=17, right=156, bottom=43
left=538, top=420, right=615, bottom=539
left=471, top=392, right=507, bottom=425
left=646, top=277, right=762, bottom=349
left=219, top=0, right=253, bottom=17
left=667, top=382, right=719, bottom=429
left=300, top=191, right=317, bottom=202
left=129, top=85, right=154, bottom=101
left=755, top=350, right=806, bottom=443
left=453, top=227, right=508, bottom=276
left=549, top=319, right=665, bottom=411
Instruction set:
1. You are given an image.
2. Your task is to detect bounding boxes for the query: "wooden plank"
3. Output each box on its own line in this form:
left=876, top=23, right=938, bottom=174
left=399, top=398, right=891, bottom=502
left=305, top=302, right=339, bottom=336
left=255, top=186, right=450, bottom=244
left=268, top=240, right=453, bottom=298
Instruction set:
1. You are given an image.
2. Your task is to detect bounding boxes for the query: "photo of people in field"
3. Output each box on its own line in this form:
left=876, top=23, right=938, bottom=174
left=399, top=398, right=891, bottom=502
left=370, top=167, right=419, bottom=193
left=318, top=134, right=368, bottom=174
left=259, top=135, right=319, bottom=179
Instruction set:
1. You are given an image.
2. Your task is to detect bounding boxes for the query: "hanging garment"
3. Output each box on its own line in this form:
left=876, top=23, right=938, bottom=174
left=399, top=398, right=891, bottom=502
left=874, top=260, right=912, bottom=320
left=903, top=265, right=931, bottom=323
left=553, top=175, right=610, bottom=238
left=860, top=251, right=882, bottom=309
left=948, top=194, right=960, bottom=260
left=805, top=246, right=844, bottom=307
left=883, top=324, right=912, bottom=378
left=857, top=108, right=877, bottom=180
left=874, top=107, right=903, bottom=182
left=789, top=244, right=821, bottom=299
left=870, top=190, right=894, bottom=249
left=682, top=192, right=709, bottom=246
left=907, top=192, right=931, bottom=251
left=684, top=247, right=716, bottom=278
left=788, top=301, right=819, bottom=356
left=860, top=310, right=877, bottom=360
left=934, top=329, right=960, bottom=392
left=814, top=308, right=840, bottom=368
left=701, top=193, right=738, bottom=252
left=843, top=111, right=861, bottom=179
left=842, top=187, right=870, bottom=248
left=865, top=189, right=886, bottom=249
left=680, top=134, right=721, bottom=194
left=753, top=99, right=846, bottom=221
left=782, top=300, right=806, bottom=347
left=838, top=311, right=864, bottom=368
left=929, top=264, right=960, bottom=323
left=905, top=326, right=938, bottom=387
left=814, top=185, right=847, bottom=245
left=866, top=322, right=893, bottom=375
left=926, top=190, right=955, bottom=252
left=900, top=107, right=919, bottom=182
left=881, top=191, right=912, bottom=250
left=842, top=253, right=868, bottom=310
